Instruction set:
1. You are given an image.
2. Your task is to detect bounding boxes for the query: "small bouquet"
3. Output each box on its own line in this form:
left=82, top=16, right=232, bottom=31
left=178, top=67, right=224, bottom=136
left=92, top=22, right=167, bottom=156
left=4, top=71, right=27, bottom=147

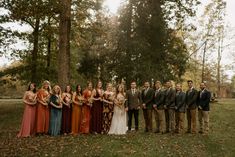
left=78, top=96, right=85, bottom=106
left=88, top=97, right=93, bottom=107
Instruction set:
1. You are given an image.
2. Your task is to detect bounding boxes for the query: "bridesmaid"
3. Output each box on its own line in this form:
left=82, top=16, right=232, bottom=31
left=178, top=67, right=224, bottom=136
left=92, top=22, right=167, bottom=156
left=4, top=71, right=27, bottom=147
left=61, top=85, right=73, bottom=135
left=36, top=80, right=51, bottom=135
left=90, top=81, right=104, bottom=134
left=17, top=83, right=37, bottom=137
left=80, top=82, right=93, bottom=134
left=71, top=85, right=83, bottom=135
left=49, top=85, right=63, bottom=136
left=102, top=83, right=114, bottom=134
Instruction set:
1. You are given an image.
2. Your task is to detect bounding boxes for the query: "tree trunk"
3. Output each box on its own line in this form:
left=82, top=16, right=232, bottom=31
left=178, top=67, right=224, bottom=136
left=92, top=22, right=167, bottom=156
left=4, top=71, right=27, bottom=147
left=47, top=18, right=51, bottom=68
left=31, top=18, right=40, bottom=83
left=58, top=0, right=71, bottom=90
left=201, top=40, right=207, bottom=82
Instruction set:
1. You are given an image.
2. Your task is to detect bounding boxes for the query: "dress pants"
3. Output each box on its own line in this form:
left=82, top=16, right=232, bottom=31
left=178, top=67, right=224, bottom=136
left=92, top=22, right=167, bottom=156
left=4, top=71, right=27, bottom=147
left=143, top=109, right=152, bottom=131
left=175, top=112, right=185, bottom=133
left=198, top=109, right=209, bottom=134
left=165, top=108, right=175, bottom=133
left=128, top=109, right=139, bottom=130
left=187, top=109, right=197, bottom=133
left=154, top=109, right=165, bottom=133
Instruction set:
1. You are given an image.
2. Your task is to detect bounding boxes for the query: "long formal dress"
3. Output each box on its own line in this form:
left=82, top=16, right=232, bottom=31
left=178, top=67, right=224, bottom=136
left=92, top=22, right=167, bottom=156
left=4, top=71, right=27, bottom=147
left=90, top=89, right=103, bottom=134
left=61, top=93, right=72, bottom=134
left=80, top=89, right=92, bottom=134
left=49, top=94, right=62, bottom=136
left=102, top=92, right=114, bottom=134
left=17, top=92, right=37, bottom=137
left=36, top=89, right=50, bottom=134
left=71, top=93, right=82, bottom=135
left=109, top=93, right=128, bottom=135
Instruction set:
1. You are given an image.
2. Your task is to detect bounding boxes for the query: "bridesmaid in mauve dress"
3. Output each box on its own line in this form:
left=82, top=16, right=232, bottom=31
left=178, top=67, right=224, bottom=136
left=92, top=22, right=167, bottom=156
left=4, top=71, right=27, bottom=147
left=80, top=82, right=93, bottom=134
left=36, top=80, right=51, bottom=135
left=90, top=81, right=104, bottom=134
left=102, top=83, right=114, bottom=134
left=49, top=85, right=63, bottom=136
left=61, top=85, right=73, bottom=135
left=17, top=83, right=37, bottom=137
left=71, top=85, right=83, bottom=135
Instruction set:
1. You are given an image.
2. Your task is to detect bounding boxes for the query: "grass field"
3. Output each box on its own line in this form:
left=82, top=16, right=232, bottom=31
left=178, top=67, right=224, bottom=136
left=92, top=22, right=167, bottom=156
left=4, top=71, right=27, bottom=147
left=0, top=99, right=235, bottom=157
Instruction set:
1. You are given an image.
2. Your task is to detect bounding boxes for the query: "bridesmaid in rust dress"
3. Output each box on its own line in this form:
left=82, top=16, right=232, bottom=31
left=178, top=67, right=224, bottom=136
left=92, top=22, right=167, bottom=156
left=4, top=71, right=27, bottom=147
left=17, top=83, right=37, bottom=137
left=90, top=81, right=104, bottom=134
left=80, top=82, right=93, bottom=134
left=61, top=85, right=73, bottom=135
left=36, top=80, right=51, bottom=135
left=102, top=83, right=114, bottom=134
left=71, top=85, right=83, bottom=135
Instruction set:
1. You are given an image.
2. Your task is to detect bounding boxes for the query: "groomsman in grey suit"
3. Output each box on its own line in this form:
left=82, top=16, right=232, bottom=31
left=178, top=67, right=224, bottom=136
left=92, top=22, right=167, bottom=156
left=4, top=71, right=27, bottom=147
left=141, top=81, right=155, bottom=132
left=125, top=81, right=142, bottom=131
left=164, top=81, right=176, bottom=133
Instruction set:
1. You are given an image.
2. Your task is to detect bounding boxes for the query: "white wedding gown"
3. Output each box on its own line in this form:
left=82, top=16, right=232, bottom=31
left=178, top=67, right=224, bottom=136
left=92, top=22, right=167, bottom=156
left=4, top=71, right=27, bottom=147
left=108, top=94, right=128, bottom=135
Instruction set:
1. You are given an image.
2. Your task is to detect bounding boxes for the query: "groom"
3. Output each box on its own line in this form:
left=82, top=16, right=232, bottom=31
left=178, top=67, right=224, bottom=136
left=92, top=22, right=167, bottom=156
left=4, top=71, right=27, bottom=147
left=125, top=81, right=142, bottom=131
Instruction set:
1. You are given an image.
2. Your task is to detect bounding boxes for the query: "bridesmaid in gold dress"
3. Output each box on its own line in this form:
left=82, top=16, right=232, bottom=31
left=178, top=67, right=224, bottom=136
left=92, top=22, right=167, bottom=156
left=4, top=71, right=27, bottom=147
left=71, top=85, right=83, bottom=135
left=102, top=83, right=114, bottom=134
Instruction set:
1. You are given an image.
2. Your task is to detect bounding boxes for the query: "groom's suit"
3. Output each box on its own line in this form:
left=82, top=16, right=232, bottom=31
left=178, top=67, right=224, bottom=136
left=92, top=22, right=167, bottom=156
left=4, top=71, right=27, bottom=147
left=126, top=89, right=142, bottom=130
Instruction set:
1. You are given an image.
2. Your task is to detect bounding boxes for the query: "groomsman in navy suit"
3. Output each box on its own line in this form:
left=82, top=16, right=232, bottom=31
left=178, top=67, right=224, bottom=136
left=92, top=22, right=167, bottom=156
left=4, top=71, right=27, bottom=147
left=197, top=82, right=211, bottom=134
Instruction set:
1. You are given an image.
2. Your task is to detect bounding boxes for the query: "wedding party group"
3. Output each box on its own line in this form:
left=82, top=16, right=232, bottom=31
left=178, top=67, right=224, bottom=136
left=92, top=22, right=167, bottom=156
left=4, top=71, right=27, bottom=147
left=17, top=79, right=211, bottom=138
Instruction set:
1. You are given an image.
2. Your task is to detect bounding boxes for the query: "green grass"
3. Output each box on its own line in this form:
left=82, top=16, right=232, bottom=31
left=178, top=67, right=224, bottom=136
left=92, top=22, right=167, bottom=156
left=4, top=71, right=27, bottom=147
left=0, top=99, right=235, bottom=157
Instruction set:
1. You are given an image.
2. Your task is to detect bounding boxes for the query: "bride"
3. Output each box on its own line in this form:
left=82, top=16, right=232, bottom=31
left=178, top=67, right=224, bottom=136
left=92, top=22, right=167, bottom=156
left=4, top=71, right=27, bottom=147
left=108, top=84, right=128, bottom=135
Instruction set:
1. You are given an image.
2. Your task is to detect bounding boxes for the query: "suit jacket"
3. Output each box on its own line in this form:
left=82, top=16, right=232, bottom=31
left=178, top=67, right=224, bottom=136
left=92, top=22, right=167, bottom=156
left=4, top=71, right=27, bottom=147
left=185, top=88, right=198, bottom=110
left=197, top=89, right=211, bottom=111
left=165, top=88, right=176, bottom=109
left=175, top=91, right=186, bottom=112
left=126, top=89, right=142, bottom=110
left=141, top=88, right=154, bottom=109
left=153, top=89, right=165, bottom=110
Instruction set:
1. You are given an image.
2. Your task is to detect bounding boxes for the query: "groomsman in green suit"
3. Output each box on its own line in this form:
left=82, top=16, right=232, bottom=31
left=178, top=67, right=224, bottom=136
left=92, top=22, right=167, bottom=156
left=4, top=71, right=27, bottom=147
left=153, top=81, right=166, bottom=134
left=141, top=81, right=155, bottom=132
left=164, top=81, right=176, bottom=133
left=185, top=80, right=198, bottom=134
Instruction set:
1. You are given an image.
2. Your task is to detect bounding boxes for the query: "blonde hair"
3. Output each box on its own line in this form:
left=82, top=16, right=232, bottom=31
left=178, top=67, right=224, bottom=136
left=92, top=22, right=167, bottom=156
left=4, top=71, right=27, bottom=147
left=52, top=85, right=61, bottom=96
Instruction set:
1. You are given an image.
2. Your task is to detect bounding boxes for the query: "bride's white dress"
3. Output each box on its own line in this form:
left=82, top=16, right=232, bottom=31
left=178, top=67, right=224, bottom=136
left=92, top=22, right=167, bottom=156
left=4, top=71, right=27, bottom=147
left=108, top=93, right=128, bottom=135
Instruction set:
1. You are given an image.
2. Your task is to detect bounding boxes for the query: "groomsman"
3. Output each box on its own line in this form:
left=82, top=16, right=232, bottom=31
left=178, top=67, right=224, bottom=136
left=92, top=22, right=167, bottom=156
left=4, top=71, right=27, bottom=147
left=185, top=80, right=198, bottom=134
left=125, top=81, right=142, bottom=131
left=197, top=82, right=211, bottom=134
left=175, top=83, right=186, bottom=134
left=164, top=81, right=176, bottom=133
left=153, top=81, right=165, bottom=134
left=141, top=81, right=155, bottom=132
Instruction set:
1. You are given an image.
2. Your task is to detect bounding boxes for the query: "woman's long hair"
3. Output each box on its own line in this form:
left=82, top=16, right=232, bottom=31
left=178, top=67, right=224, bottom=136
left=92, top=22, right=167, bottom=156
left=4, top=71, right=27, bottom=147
left=75, top=84, right=82, bottom=96
left=27, top=83, right=37, bottom=93
left=64, top=85, right=73, bottom=95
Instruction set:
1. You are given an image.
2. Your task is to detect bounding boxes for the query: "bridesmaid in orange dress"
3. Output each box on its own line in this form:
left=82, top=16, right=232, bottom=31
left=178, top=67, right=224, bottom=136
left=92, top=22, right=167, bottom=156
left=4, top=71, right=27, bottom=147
left=71, top=85, right=84, bottom=135
left=80, top=82, right=93, bottom=134
left=17, top=83, right=37, bottom=137
left=36, top=80, right=51, bottom=135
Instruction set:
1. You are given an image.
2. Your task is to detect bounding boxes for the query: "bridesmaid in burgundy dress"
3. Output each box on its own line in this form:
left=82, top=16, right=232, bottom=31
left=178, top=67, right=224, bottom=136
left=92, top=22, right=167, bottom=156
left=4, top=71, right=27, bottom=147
left=17, top=83, right=37, bottom=137
left=90, top=81, right=104, bottom=134
left=61, top=85, right=73, bottom=135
